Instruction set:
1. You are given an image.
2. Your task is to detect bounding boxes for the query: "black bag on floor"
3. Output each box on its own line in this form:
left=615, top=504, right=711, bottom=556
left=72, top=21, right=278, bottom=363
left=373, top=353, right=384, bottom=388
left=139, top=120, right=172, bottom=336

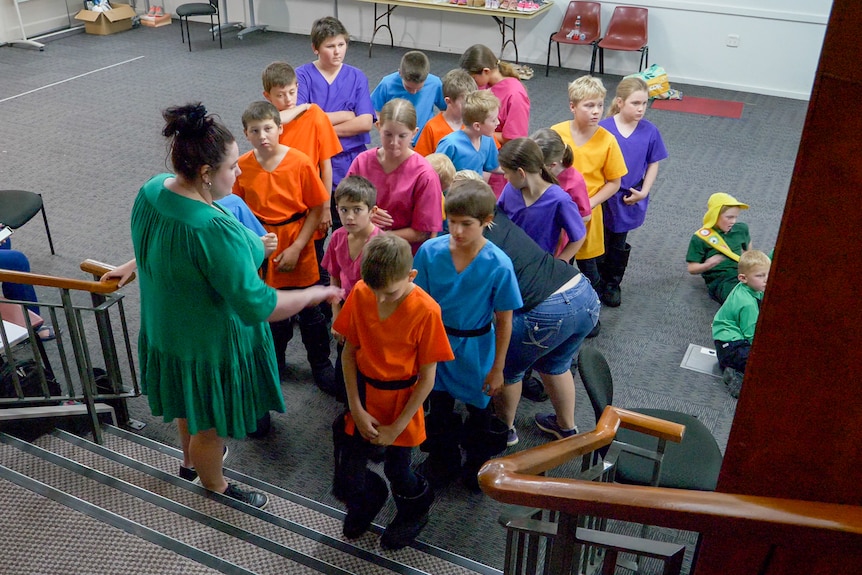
left=0, top=358, right=60, bottom=404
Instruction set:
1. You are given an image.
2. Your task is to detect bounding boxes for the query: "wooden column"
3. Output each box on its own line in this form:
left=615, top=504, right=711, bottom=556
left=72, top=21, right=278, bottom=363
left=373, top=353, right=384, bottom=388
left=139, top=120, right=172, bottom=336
left=695, top=1, right=862, bottom=572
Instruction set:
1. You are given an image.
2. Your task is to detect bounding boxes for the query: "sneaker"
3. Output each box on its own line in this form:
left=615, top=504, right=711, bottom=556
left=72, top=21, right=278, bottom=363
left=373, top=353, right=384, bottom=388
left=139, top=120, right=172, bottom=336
left=722, top=367, right=743, bottom=399
left=521, top=374, right=549, bottom=402
left=178, top=444, right=229, bottom=482
left=534, top=413, right=578, bottom=440
left=222, top=483, right=268, bottom=509
left=506, top=427, right=519, bottom=447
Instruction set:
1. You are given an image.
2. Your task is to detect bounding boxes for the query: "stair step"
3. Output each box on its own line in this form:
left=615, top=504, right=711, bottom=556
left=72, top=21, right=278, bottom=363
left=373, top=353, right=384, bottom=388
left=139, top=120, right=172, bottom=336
left=0, top=435, right=342, bottom=575
left=36, top=431, right=411, bottom=575
left=97, top=424, right=497, bottom=575
left=0, top=474, right=224, bottom=575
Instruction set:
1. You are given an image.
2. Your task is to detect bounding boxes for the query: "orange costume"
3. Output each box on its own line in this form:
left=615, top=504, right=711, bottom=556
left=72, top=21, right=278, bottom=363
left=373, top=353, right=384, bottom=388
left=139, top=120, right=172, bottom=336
left=280, top=104, right=342, bottom=241
left=414, top=112, right=458, bottom=157
left=279, top=103, right=342, bottom=171
left=333, top=281, right=454, bottom=446
left=233, top=147, right=328, bottom=288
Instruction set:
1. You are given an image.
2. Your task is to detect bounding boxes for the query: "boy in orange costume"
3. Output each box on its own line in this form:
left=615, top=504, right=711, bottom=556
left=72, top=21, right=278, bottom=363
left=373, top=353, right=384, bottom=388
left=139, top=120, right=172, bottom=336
left=333, top=234, right=453, bottom=550
left=263, top=61, right=344, bottom=305
left=233, top=101, right=336, bottom=391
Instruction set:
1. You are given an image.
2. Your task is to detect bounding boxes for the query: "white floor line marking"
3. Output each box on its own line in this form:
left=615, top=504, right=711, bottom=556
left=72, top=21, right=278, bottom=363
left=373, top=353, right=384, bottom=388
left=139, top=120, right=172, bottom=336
left=0, top=56, right=146, bottom=104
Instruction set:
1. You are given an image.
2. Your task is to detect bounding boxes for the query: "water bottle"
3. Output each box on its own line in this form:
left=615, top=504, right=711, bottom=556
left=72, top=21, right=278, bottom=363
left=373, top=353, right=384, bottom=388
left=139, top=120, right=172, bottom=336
left=574, top=15, right=581, bottom=38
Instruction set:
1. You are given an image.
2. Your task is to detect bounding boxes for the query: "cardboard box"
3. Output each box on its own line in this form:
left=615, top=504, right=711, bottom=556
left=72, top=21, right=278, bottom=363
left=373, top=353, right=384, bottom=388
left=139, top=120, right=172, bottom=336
left=75, top=3, right=137, bottom=35
left=140, top=13, right=171, bottom=27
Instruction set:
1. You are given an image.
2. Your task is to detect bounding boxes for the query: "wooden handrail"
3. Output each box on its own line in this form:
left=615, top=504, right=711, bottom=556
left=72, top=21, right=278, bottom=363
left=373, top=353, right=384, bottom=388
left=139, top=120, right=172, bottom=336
left=479, top=406, right=862, bottom=546
left=79, top=259, right=136, bottom=286
left=0, top=259, right=133, bottom=295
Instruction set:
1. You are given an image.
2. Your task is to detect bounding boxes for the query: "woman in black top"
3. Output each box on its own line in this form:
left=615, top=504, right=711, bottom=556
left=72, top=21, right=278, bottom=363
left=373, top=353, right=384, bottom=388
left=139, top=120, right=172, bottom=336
left=485, top=205, right=600, bottom=445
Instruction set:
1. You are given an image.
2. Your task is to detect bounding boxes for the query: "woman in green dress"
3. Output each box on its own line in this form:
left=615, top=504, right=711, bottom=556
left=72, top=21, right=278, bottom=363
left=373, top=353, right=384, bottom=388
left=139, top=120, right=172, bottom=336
left=105, top=103, right=342, bottom=509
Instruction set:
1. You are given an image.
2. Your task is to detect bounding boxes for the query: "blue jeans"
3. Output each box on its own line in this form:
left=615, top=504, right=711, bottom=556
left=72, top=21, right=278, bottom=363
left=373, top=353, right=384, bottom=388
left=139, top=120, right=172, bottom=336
left=0, top=244, right=39, bottom=313
left=503, top=277, right=600, bottom=383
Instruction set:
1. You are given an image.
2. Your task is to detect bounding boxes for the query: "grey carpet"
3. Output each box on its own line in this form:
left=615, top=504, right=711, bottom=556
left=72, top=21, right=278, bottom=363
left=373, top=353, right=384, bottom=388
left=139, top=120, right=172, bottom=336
left=0, top=20, right=806, bottom=573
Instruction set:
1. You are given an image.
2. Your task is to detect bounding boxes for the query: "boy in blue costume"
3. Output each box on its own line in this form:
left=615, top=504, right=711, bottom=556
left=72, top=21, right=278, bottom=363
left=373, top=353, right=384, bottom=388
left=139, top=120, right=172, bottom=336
left=371, top=50, right=446, bottom=145
left=414, top=180, right=522, bottom=491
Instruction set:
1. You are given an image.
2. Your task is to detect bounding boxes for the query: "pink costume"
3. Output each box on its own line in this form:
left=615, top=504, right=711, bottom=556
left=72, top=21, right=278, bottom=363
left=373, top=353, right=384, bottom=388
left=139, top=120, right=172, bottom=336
left=346, top=150, right=444, bottom=253
left=321, top=225, right=383, bottom=297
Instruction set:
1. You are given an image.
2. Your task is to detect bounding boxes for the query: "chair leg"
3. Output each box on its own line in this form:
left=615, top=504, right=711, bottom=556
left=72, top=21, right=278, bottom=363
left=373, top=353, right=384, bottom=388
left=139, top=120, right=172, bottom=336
left=557, top=42, right=562, bottom=71
left=590, top=43, right=598, bottom=75
left=216, top=11, right=222, bottom=49
left=599, top=47, right=604, bottom=74
left=186, top=18, right=193, bottom=51
left=546, top=36, right=552, bottom=77
left=180, top=15, right=185, bottom=44
left=37, top=197, right=55, bottom=255
left=210, top=14, right=215, bottom=41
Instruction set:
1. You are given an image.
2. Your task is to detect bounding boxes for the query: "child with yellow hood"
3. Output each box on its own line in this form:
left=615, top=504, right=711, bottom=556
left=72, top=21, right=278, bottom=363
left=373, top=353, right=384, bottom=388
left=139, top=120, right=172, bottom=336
left=686, top=192, right=751, bottom=304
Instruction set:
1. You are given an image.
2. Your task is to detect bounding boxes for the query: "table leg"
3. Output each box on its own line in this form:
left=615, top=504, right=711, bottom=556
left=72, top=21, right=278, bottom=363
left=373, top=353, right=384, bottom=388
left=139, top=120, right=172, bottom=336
left=237, top=0, right=267, bottom=39
left=369, top=3, right=396, bottom=57
left=211, top=0, right=244, bottom=34
left=493, top=16, right=519, bottom=63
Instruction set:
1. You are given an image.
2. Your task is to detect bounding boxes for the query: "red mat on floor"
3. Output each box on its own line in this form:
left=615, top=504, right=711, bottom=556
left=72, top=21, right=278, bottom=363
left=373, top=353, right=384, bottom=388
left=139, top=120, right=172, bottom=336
left=651, top=96, right=744, bottom=119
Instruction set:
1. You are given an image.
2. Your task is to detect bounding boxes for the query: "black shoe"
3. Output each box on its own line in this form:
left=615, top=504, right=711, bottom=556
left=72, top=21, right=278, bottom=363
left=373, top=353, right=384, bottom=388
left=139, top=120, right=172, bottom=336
left=178, top=444, right=229, bottom=482
left=601, top=284, right=621, bottom=307
left=586, top=320, right=601, bottom=339
left=222, top=483, right=268, bottom=509
left=722, top=367, right=743, bottom=398
left=521, top=375, right=548, bottom=402
left=417, top=452, right=461, bottom=488
left=313, top=363, right=337, bottom=395
left=246, top=411, right=272, bottom=439
left=343, top=471, right=388, bottom=539
left=380, top=479, right=433, bottom=550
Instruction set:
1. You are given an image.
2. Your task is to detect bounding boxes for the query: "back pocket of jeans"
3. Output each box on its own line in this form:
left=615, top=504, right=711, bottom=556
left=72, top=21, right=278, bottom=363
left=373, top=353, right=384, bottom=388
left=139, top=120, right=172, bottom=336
left=523, top=317, right=563, bottom=350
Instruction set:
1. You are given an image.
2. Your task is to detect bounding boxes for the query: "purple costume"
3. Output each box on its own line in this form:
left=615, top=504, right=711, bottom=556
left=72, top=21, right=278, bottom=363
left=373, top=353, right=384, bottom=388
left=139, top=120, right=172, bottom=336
left=497, top=183, right=586, bottom=254
left=598, top=117, right=668, bottom=232
left=296, top=63, right=376, bottom=189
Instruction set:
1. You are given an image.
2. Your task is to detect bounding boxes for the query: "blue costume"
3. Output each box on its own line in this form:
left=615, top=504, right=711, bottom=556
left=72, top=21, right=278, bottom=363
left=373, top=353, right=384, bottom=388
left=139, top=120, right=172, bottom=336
left=434, top=130, right=498, bottom=175
left=216, top=194, right=266, bottom=236
left=414, top=236, right=522, bottom=408
left=371, top=72, right=446, bottom=145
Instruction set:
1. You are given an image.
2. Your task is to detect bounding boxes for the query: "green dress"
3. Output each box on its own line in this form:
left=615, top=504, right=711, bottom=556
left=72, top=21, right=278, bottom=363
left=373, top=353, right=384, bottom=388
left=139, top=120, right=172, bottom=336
left=132, top=174, right=284, bottom=438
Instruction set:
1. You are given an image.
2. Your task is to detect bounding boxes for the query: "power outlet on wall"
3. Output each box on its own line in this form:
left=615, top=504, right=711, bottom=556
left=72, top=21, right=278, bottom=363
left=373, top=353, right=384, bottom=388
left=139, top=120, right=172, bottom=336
left=726, top=34, right=740, bottom=47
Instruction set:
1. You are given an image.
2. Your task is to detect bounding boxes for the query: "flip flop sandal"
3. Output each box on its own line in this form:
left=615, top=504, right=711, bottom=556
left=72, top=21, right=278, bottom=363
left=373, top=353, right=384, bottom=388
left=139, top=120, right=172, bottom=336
left=37, top=326, right=58, bottom=342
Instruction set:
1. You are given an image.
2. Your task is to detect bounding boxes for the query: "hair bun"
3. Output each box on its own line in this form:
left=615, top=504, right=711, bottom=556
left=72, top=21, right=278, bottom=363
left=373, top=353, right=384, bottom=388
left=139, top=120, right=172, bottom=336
left=174, top=103, right=210, bottom=138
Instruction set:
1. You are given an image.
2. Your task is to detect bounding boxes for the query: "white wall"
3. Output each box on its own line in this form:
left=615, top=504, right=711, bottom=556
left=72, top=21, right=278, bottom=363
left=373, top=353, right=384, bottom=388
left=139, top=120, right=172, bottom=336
left=1, top=0, right=83, bottom=43
left=246, top=0, right=832, bottom=100
left=2, top=0, right=832, bottom=99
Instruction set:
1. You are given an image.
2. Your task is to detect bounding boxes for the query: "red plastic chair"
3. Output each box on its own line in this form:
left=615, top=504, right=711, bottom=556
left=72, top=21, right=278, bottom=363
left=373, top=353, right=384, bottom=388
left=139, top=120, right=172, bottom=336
left=546, top=1, right=602, bottom=77
left=597, top=6, right=649, bottom=74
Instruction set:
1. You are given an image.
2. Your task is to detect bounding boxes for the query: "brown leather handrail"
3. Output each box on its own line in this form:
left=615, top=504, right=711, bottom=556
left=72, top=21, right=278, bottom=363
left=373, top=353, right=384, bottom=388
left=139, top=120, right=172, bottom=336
left=0, top=259, right=133, bottom=295
left=479, top=406, right=862, bottom=545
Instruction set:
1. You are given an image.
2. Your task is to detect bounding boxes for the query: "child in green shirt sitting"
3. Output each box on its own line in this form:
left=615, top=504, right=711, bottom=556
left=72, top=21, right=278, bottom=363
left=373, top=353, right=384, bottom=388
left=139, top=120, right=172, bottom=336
left=711, top=249, right=771, bottom=398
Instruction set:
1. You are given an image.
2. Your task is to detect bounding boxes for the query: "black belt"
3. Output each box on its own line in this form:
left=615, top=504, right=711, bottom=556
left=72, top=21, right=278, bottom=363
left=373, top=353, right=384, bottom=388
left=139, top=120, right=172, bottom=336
left=358, top=370, right=417, bottom=391
left=266, top=210, right=308, bottom=227
left=445, top=322, right=492, bottom=338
